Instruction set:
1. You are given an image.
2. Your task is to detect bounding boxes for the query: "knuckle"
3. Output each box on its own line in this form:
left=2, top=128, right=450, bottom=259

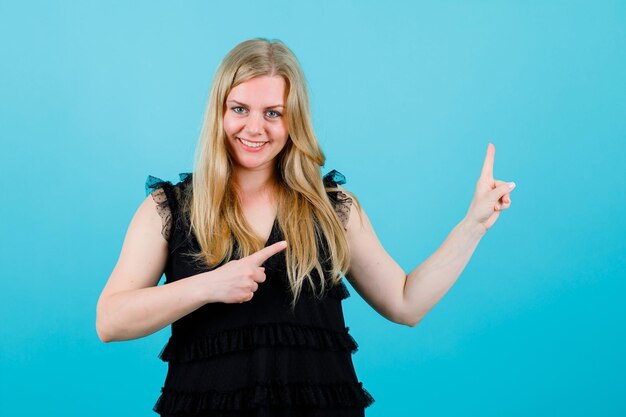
left=237, top=292, right=252, bottom=303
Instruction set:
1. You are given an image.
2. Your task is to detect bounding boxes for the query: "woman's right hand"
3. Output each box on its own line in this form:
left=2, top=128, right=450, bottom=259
left=201, top=240, right=288, bottom=304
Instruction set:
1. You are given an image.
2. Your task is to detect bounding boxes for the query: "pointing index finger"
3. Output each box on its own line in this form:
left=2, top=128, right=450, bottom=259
left=249, top=240, right=288, bottom=266
left=480, top=142, right=495, bottom=181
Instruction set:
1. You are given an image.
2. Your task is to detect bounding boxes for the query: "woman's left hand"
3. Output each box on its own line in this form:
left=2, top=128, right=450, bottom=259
left=464, top=143, right=516, bottom=233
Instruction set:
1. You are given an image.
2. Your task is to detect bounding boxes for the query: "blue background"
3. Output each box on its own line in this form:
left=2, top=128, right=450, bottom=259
left=1, top=1, right=625, bottom=416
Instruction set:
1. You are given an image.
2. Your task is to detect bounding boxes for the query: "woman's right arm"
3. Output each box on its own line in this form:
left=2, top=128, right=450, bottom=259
left=95, top=193, right=210, bottom=342
left=95, top=193, right=288, bottom=343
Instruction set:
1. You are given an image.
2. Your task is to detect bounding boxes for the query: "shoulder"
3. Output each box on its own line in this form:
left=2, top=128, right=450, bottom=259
left=335, top=183, right=366, bottom=235
left=145, top=172, right=192, bottom=198
left=144, top=172, right=193, bottom=242
left=145, top=172, right=193, bottom=211
left=322, top=169, right=363, bottom=230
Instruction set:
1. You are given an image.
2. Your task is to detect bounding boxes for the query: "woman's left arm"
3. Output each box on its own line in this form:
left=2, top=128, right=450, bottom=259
left=344, top=143, right=516, bottom=326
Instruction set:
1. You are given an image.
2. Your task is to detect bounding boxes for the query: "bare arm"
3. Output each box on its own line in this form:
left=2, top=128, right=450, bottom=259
left=345, top=200, right=488, bottom=327
left=96, top=192, right=288, bottom=342
left=344, top=144, right=515, bottom=327
left=401, top=217, right=484, bottom=326
left=95, top=194, right=210, bottom=342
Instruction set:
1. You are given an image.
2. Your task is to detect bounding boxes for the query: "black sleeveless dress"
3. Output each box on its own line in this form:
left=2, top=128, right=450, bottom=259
left=144, top=170, right=374, bottom=417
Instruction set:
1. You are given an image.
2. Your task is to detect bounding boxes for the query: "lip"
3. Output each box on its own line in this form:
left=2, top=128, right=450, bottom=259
left=237, top=137, right=267, bottom=144
left=237, top=137, right=268, bottom=152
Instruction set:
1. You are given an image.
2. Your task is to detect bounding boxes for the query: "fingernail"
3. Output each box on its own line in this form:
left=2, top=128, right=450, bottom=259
left=508, top=182, right=516, bottom=189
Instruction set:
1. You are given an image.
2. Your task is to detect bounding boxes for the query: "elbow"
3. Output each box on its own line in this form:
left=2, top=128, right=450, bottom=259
left=403, top=318, right=420, bottom=328
left=393, top=313, right=420, bottom=327
left=96, top=322, right=111, bottom=343
left=394, top=308, right=423, bottom=328
left=98, top=332, right=112, bottom=344
left=96, top=300, right=115, bottom=343
left=96, top=317, right=115, bottom=343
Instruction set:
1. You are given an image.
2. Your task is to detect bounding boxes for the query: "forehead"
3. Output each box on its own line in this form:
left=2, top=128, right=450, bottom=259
left=226, top=75, right=287, bottom=106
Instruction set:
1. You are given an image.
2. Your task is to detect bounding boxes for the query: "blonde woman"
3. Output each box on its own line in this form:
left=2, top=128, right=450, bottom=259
left=96, top=38, right=515, bottom=416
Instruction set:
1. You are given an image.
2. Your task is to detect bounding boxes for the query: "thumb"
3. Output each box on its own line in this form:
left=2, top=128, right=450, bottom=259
left=248, top=240, right=288, bottom=266
left=489, top=181, right=516, bottom=202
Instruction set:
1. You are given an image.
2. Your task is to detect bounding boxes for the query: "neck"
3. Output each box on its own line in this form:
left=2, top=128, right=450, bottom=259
left=231, top=165, right=277, bottom=197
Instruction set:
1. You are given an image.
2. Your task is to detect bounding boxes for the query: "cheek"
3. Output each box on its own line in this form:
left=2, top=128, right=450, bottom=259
left=270, top=123, right=289, bottom=141
left=222, top=115, right=239, bottom=136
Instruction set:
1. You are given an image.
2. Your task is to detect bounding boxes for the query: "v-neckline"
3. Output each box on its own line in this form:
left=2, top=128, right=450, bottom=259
left=263, top=215, right=279, bottom=247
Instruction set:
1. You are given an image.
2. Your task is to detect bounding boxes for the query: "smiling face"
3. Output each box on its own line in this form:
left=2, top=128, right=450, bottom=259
left=223, top=75, right=289, bottom=176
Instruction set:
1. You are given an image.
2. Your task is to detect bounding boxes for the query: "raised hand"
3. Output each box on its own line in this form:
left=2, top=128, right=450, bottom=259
left=202, top=240, right=288, bottom=304
left=465, top=143, right=516, bottom=233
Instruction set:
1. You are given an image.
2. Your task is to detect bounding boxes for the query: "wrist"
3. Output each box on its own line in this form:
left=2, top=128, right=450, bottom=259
left=189, top=270, right=213, bottom=305
left=460, top=216, right=487, bottom=239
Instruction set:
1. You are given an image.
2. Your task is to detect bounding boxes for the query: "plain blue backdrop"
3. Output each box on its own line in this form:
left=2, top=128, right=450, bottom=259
left=1, top=1, right=624, bottom=416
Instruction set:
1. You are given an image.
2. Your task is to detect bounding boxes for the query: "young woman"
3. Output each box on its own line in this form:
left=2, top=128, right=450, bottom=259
left=96, top=38, right=515, bottom=417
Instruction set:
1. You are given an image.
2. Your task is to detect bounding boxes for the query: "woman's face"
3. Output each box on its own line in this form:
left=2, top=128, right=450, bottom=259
left=223, top=75, right=289, bottom=174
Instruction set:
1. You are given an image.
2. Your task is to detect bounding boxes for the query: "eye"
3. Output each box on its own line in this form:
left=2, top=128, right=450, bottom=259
left=266, top=110, right=282, bottom=118
left=232, top=106, right=247, bottom=114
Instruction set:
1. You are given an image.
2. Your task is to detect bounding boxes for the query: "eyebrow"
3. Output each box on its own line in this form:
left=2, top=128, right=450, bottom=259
left=227, top=100, right=285, bottom=109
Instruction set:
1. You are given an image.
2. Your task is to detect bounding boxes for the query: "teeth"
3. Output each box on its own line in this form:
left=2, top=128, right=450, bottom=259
left=239, top=138, right=266, bottom=148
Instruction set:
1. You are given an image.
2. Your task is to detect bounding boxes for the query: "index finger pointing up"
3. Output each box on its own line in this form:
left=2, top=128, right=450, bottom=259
left=248, top=240, right=288, bottom=266
left=480, top=143, right=495, bottom=181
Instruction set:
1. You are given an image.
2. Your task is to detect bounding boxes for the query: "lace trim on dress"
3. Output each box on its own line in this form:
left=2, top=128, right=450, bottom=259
left=326, top=280, right=351, bottom=301
left=144, top=170, right=351, bottom=239
left=153, top=380, right=375, bottom=414
left=323, top=170, right=353, bottom=229
left=145, top=173, right=192, bottom=242
left=159, top=322, right=359, bottom=363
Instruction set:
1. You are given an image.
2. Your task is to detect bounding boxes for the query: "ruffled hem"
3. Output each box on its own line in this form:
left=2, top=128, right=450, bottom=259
left=145, top=172, right=192, bottom=196
left=326, top=281, right=350, bottom=301
left=322, top=169, right=346, bottom=187
left=160, top=322, right=358, bottom=363
left=153, top=381, right=374, bottom=414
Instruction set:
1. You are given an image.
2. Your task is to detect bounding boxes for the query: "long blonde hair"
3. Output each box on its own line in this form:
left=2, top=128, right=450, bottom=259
left=184, top=38, right=360, bottom=307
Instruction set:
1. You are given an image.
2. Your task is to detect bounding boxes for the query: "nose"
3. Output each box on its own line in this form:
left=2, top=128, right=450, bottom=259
left=245, top=112, right=264, bottom=136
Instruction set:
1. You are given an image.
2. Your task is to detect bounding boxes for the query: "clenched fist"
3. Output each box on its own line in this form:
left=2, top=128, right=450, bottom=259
left=201, top=240, right=288, bottom=304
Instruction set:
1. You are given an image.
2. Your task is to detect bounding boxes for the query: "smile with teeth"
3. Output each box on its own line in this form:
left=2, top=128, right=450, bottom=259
left=237, top=137, right=268, bottom=148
